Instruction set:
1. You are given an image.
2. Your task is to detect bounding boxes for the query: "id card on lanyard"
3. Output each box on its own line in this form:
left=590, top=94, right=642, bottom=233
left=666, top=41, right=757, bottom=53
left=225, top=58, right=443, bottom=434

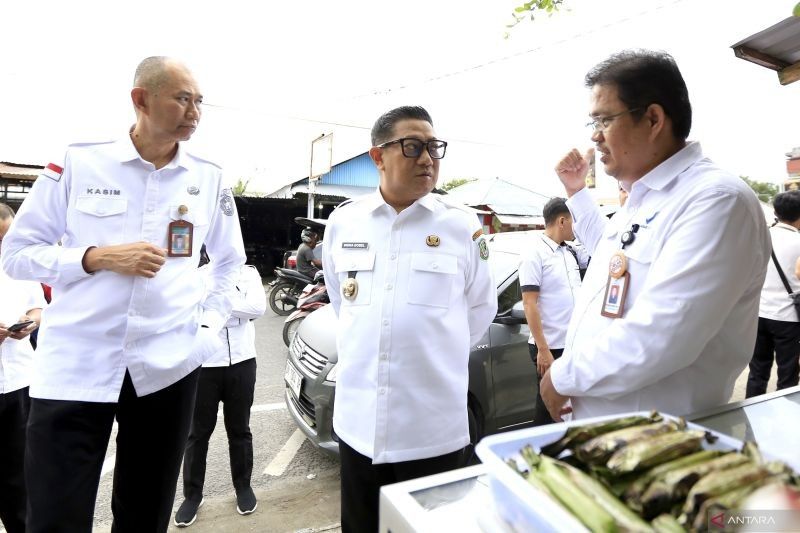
left=601, top=224, right=639, bottom=318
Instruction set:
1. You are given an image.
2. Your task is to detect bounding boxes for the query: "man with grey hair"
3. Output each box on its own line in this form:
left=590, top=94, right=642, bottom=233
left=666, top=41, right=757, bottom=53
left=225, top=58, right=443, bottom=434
left=2, top=56, right=245, bottom=532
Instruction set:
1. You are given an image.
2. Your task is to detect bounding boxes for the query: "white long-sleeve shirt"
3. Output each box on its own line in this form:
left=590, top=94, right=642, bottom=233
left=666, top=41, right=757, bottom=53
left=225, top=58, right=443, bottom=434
left=759, top=223, right=800, bottom=322
left=0, top=268, right=47, bottom=394
left=1, top=136, right=246, bottom=402
left=323, top=191, right=497, bottom=463
left=551, top=142, right=770, bottom=418
left=201, top=264, right=266, bottom=367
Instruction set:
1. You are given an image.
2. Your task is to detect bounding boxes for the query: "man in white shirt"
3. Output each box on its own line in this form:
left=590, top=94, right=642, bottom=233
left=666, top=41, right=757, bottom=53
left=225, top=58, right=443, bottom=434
left=175, top=255, right=266, bottom=527
left=519, top=197, right=588, bottom=426
left=747, top=190, right=800, bottom=397
left=0, top=203, right=46, bottom=533
left=1, top=57, right=245, bottom=532
left=322, top=106, right=497, bottom=532
left=543, top=50, right=769, bottom=421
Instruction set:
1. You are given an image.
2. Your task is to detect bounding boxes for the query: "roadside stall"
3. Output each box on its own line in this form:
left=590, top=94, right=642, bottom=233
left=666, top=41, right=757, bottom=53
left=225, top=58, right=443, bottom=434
left=379, top=385, right=800, bottom=532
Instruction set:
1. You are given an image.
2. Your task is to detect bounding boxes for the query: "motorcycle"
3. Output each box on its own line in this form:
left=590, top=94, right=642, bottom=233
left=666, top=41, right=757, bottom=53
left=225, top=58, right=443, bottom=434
left=282, top=270, right=328, bottom=346
left=268, top=267, right=316, bottom=316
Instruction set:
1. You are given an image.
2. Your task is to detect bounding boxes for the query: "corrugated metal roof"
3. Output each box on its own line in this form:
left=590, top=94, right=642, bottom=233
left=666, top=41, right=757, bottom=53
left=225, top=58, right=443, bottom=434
left=731, top=16, right=800, bottom=85
left=494, top=213, right=544, bottom=226
left=318, top=152, right=378, bottom=187
left=0, top=162, right=43, bottom=180
left=486, top=203, right=542, bottom=216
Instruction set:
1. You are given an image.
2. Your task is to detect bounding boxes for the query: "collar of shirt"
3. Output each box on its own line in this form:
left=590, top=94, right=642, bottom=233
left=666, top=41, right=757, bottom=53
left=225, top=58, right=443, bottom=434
left=540, top=234, right=563, bottom=252
left=774, top=222, right=799, bottom=233
left=362, top=189, right=438, bottom=214
left=628, top=142, right=703, bottom=206
left=113, top=133, right=190, bottom=171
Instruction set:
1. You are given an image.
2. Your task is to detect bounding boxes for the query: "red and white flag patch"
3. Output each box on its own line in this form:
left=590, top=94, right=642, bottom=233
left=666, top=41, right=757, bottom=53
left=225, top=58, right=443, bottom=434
left=41, top=163, right=64, bottom=182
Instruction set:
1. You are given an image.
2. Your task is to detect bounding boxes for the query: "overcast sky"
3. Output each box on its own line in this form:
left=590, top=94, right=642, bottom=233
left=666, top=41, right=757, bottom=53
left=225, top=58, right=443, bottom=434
left=2, top=0, right=798, bottom=199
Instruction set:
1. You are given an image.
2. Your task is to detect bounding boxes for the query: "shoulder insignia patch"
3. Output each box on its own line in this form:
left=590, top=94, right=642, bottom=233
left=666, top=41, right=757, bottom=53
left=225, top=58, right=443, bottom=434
left=219, top=188, right=235, bottom=216
left=40, top=162, right=64, bottom=182
left=478, top=237, right=489, bottom=261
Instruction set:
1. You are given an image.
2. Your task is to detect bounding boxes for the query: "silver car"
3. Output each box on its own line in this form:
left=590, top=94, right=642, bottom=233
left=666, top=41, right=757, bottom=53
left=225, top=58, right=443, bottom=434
left=283, top=231, right=539, bottom=457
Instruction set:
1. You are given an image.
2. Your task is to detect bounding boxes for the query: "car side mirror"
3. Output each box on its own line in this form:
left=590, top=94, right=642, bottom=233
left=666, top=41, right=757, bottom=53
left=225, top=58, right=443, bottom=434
left=493, top=301, right=527, bottom=325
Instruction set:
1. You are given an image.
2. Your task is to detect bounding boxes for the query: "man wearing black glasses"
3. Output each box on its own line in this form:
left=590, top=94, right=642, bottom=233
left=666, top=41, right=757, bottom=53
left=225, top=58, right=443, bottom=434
left=541, top=50, right=770, bottom=422
left=322, top=106, right=497, bottom=532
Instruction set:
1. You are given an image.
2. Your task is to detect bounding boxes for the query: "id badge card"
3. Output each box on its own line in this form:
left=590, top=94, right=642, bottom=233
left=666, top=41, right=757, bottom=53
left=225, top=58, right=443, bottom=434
left=167, top=220, right=194, bottom=257
left=601, top=272, right=629, bottom=318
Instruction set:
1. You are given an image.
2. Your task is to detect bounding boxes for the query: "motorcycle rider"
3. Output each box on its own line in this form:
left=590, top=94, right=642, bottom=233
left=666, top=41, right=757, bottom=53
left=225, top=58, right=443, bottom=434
left=296, top=228, right=322, bottom=279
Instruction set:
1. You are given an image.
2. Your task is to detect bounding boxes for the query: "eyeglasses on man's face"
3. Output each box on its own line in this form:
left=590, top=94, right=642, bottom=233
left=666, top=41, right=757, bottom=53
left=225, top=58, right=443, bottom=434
left=377, top=137, right=448, bottom=159
left=585, top=107, right=643, bottom=133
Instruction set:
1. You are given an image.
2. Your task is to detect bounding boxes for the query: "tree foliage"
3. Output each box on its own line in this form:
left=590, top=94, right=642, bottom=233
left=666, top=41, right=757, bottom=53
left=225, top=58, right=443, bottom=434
left=232, top=178, right=250, bottom=196
left=506, top=0, right=565, bottom=37
left=441, top=178, right=476, bottom=191
left=741, top=176, right=778, bottom=204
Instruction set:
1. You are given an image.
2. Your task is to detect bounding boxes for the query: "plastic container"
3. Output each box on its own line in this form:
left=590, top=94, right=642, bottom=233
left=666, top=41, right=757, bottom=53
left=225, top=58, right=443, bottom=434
left=475, top=411, right=749, bottom=532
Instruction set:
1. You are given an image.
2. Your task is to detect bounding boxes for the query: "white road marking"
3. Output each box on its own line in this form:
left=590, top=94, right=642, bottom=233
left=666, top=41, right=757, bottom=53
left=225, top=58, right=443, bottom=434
left=99, top=403, right=287, bottom=479
left=263, top=428, right=306, bottom=476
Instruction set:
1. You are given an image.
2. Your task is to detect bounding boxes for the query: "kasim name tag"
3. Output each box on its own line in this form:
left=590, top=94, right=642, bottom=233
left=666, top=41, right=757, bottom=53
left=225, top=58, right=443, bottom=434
left=342, top=242, right=368, bottom=249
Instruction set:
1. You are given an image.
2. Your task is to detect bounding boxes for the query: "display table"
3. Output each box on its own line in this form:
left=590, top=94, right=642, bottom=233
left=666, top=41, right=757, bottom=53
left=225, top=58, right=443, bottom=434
left=379, top=386, right=800, bottom=532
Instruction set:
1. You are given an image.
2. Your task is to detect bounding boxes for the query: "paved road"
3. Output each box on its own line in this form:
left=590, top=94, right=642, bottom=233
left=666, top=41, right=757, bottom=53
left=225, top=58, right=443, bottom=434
left=88, top=300, right=343, bottom=532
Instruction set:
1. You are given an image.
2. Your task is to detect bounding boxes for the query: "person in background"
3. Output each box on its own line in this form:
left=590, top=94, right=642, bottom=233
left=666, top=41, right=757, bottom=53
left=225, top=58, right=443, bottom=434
left=1, top=56, right=245, bottom=532
left=296, top=228, right=322, bottom=279
left=519, top=197, right=588, bottom=426
left=322, top=105, right=497, bottom=532
left=175, top=249, right=267, bottom=527
left=0, top=203, right=46, bottom=533
left=746, top=190, right=800, bottom=397
left=543, top=49, right=769, bottom=421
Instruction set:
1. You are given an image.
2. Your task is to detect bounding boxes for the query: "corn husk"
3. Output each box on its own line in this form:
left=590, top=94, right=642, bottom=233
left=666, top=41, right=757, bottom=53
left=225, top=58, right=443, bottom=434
left=606, top=429, right=706, bottom=475
left=540, top=412, right=662, bottom=457
left=576, top=419, right=685, bottom=466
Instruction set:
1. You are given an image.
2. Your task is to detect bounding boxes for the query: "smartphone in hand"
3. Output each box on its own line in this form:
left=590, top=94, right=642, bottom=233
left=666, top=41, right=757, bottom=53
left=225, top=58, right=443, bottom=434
left=7, top=320, right=34, bottom=333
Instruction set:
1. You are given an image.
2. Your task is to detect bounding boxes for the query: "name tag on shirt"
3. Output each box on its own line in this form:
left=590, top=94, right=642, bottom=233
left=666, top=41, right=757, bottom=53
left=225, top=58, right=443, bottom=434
left=342, top=242, right=368, bottom=249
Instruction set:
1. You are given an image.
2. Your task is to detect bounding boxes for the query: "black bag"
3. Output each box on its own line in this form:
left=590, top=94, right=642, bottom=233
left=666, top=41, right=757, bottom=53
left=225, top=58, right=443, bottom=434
left=771, top=249, right=800, bottom=320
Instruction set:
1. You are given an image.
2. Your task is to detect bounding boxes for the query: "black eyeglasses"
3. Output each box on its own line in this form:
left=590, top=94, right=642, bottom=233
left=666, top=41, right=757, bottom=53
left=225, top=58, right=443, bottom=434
left=585, top=108, right=643, bottom=133
left=377, top=138, right=448, bottom=159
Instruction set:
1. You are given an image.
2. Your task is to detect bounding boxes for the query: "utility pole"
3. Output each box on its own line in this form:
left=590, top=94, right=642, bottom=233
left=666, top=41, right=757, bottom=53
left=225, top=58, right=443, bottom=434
left=308, top=133, right=333, bottom=218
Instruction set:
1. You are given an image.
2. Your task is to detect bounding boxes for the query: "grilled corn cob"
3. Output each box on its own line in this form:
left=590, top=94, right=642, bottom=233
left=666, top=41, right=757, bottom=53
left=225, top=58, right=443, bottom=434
left=606, top=429, right=706, bottom=475
left=576, top=419, right=685, bottom=466
left=681, top=462, right=772, bottom=523
left=622, top=449, right=724, bottom=505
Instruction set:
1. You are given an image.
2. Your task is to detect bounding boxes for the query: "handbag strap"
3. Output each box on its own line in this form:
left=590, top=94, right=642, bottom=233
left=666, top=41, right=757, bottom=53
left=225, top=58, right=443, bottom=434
left=771, top=249, right=794, bottom=295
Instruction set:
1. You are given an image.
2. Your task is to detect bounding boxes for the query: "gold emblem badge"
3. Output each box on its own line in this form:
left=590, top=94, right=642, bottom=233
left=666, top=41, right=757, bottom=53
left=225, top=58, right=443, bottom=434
left=608, top=251, right=628, bottom=279
left=342, top=278, right=359, bottom=300
left=426, top=235, right=440, bottom=247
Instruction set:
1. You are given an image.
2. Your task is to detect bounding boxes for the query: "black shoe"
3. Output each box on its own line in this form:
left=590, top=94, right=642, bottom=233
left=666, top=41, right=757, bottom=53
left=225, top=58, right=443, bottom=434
left=174, top=498, right=204, bottom=527
left=236, top=487, right=257, bottom=515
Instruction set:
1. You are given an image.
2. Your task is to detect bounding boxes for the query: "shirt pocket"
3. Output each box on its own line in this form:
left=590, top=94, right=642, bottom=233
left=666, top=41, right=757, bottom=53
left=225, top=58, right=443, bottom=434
left=334, top=251, right=376, bottom=306
left=407, top=252, right=457, bottom=308
left=623, top=235, right=657, bottom=267
left=74, top=196, right=128, bottom=244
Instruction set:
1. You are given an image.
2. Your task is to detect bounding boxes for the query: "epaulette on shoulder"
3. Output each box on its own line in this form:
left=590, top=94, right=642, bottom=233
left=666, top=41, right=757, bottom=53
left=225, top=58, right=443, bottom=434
left=184, top=151, right=222, bottom=170
left=68, top=139, right=116, bottom=149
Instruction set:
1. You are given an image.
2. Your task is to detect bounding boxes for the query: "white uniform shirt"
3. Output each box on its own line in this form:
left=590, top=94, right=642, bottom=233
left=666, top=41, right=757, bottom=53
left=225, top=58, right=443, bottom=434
left=551, top=142, right=769, bottom=419
left=0, top=268, right=47, bottom=394
left=1, top=136, right=246, bottom=402
left=322, top=191, right=497, bottom=464
left=518, top=235, right=588, bottom=348
left=201, top=264, right=266, bottom=367
left=759, top=223, right=800, bottom=322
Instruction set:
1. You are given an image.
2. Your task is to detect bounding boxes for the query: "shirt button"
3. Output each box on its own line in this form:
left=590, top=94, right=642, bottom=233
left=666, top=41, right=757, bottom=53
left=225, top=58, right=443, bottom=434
left=96, top=207, right=106, bottom=215
left=382, top=319, right=389, bottom=326
left=385, top=284, right=393, bottom=290
left=379, top=388, right=386, bottom=395
left=147, top=207, right=154, bottom=213
left=432, top=263, right=439, bottom=270
left=380, top=353, right=388, bottom=361
left=390, top=253, right=397, bottom=260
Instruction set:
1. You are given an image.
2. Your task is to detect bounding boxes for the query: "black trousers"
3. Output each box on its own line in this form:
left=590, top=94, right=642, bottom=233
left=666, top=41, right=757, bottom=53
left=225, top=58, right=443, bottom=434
left=0, top=387, right=30, bottom=533
left=529, top=344, right=564, bottom=426
left=25, top=369, right=200, bottom=533
left=746, top=316, right=800, bottom=398
left=182, top=358, right=256, bottom=501
left=339, top=439, right=464, bottom=533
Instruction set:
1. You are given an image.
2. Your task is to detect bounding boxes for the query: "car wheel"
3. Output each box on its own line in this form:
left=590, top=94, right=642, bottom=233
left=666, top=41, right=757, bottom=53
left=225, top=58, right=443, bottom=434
left=282, top=316, right=304, bottom=347
left=269, top=281, right=297, bottom=316
left=463, top=402, right=483, bottom=466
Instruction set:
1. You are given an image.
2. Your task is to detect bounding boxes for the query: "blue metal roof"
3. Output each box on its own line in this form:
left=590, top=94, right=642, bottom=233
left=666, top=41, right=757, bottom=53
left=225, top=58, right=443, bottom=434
left=318, top=152, right=378, bottom=187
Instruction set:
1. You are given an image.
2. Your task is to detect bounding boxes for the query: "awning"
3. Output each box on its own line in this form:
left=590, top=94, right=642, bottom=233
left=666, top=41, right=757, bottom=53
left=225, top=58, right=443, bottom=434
left=731, top=16, right=800, bottom=85
left=494, top=213, right=544, bottom=226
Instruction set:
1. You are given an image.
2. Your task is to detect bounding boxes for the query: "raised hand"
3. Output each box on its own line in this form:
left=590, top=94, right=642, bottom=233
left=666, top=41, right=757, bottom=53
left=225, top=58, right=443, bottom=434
left=555, top=148, right=594, bottom=197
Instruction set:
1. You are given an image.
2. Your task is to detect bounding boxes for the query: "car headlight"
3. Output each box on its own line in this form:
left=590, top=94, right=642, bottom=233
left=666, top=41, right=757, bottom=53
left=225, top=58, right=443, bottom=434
left=325, top=362, right=338, bottom=383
